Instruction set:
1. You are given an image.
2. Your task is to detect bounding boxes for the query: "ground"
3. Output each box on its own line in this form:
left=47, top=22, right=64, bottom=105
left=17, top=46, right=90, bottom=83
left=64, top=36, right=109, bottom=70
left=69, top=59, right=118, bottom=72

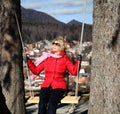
left=26, top=94, right=89, bottom=114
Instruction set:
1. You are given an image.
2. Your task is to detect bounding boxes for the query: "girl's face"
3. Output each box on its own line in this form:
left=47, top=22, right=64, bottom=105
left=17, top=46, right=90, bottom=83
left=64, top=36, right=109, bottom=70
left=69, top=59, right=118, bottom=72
left=51, top=41, right=63, bottom=54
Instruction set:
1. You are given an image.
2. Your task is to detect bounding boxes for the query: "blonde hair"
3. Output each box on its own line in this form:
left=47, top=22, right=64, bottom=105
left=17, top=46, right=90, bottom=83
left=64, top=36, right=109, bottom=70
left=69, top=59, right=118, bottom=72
left=53, top=36, right=67, bottom=50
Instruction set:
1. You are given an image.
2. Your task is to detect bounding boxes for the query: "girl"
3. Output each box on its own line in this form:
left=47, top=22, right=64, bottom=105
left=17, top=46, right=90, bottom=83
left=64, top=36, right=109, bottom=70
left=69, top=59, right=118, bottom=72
left=26, top=36, right=81, bottom=114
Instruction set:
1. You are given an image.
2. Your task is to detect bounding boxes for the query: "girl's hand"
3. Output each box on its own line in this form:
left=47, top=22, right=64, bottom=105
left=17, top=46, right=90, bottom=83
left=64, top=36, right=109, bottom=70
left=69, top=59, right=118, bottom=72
left=76, top=54, right=82, bottom=61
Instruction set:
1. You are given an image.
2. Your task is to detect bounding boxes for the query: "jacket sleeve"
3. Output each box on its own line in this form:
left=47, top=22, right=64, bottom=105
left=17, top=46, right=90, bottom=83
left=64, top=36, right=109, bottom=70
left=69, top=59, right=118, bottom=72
left=27, top=59, right=44, bottom=75
left=66, top=57, right=80, bottom=76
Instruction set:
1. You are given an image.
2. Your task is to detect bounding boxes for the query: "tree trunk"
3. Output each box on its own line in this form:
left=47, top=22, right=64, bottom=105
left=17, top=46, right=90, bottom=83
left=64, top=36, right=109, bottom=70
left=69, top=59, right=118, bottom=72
left=88, top=0, right=120, bottom=114
left=0, top=0, right=25, bottom=114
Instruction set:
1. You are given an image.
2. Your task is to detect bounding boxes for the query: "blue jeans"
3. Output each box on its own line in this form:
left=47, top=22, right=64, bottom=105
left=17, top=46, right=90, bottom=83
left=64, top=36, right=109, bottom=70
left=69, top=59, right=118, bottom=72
left=38, top=87, right=65, bottom=114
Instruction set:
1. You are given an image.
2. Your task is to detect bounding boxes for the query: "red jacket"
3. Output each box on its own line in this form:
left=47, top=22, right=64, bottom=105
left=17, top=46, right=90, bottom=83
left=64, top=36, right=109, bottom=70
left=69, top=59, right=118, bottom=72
left=27, top=51, right=79, bottom=90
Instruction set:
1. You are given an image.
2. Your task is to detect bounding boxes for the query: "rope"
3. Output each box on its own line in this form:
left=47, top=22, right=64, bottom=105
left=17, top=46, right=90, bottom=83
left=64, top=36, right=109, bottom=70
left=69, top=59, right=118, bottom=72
left=14, top=11, right=34, bottom=97
left=75, top=0, right=87, bottom=97
left=75, top=61, right=80, bottom=97
left=14, top=12, right=24, bottom=49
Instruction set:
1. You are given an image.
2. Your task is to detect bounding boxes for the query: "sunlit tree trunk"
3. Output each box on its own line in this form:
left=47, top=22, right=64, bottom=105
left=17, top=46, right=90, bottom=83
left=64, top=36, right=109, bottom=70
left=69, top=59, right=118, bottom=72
left=0, top=0, right=25, bottom=114
left=88, top=0, right=120, bottom=114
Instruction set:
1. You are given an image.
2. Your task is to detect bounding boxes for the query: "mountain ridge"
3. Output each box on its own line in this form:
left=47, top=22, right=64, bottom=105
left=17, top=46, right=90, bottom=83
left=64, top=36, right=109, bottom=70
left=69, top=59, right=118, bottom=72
left=21, top=7, right=91, bottom=25
left=21, top=7, right=64, bottom=24
left=21, top=6, right=92, bottom=43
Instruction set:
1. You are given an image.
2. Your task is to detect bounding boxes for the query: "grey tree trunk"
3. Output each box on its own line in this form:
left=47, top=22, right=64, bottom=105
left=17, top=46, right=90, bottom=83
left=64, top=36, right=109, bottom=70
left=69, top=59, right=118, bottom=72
left=0, top=0, right=25, bottom=114
left=88, top=0, right=120, bottom=114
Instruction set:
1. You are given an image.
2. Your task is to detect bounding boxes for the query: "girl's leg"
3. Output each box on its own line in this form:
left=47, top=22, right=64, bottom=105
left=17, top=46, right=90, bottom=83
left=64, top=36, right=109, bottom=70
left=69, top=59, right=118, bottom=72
left=38, top=88, right=50, bottom=114
left=47, top=89, right=65, bottom=114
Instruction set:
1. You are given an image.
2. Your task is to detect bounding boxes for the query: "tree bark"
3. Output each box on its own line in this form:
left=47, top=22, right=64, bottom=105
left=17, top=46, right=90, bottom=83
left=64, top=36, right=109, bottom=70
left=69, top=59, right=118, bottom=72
left=0, top=0, right=25, bottom=114
left=88, top=0, right=120, bottom=114
left=0, top=85, right=11, bottom=114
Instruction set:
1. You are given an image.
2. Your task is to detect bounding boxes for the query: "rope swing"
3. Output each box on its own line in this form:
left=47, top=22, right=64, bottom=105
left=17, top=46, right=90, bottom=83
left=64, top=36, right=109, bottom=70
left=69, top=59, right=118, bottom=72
left=15, top=0, right=87, bottom=105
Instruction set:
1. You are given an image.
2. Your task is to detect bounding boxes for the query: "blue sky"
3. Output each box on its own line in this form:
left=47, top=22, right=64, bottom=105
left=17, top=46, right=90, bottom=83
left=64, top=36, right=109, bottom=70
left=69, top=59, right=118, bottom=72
left=21, top=0, right=93, bottom=24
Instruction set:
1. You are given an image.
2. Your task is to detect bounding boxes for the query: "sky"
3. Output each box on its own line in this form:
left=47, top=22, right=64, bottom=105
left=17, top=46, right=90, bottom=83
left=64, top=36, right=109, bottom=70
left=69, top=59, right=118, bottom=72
left=21, top=0, right=93, bottom=24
